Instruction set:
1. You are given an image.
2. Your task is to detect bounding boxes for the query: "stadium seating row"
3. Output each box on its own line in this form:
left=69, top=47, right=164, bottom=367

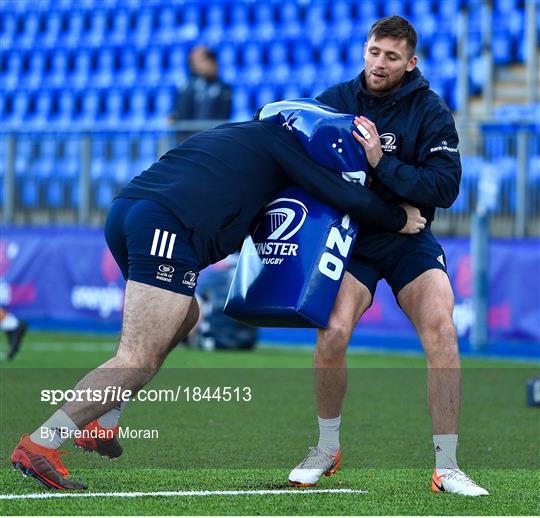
left=1, top=0, right=531, bottom=117
left=0, top=76, right=464, bottom=127
left=3, top=130, right=538, bottom=215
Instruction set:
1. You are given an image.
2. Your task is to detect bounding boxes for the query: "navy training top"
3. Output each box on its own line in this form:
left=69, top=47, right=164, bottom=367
left=317, top=68, right=461, bottom=259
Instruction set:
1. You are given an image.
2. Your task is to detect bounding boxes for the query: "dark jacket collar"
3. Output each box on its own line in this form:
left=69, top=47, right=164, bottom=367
left=354, top=67, right=429, bottom=103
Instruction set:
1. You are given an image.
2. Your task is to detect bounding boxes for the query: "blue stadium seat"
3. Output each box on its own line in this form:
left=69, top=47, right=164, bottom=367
left=290, top=42, right=317, bottom=87
left=127, top=88, right=149, bottom=127
left=165, top=46, right=187, bottom=85
left=142, top=47, right=163, bottom=86
left=493, top=30, right=513, bottom=65
left=240, top=43, right=264, bottom=85
left=95, top=177, right=115, bottom=209
left=303, top=3, right=327, bottom=44
left=3, top=52, right=22, bottom=90
left=109, top=10, right=130, bottom=45
left=18, top=13, right=40, bottom=49
left=27, top=91, right=53, bottom=128
left=64, top=11, right=85, bottom=48
left=132, top=9, right=153, bottom=46
left=254, top=85, right=281, bottom=113
left=6, top=91, right=29, bottom=126
left=411, top=0, right=432, bottom=18
left=282, top=84, right=302, bottom=101
left=41, top=13, right=62, bottom=48
left=468, top=54, right=486, bottom=94
left=86, top=10, right=107, bottom=47
left=328, top=1, right=353, bottom=39
left=138, top=136, right=157, bottom=161
left=231, top=86, right=251, bottom=122
left=20, top=176, right=40, bottom=209
left=178, top=4, right=200, bottom=41
left=253, top=3, right=276, bottom=41
left=94, top=48, right=115, bottom=87
left=25, top=50, right=46, bottom=89
left=70, top=50, right=91, bottom=88
left=0, top=13, right=16, bottom=49
left=201, top=4, right=225, bottom=43
left=48, top=50, right=68, bottom=87
left=156, top=7, right=177, bottom=44
left=266, top=42, right=290, bottom=84
left=148, top=88, right=174, bottom=125
left=111, top=158, right=131, bottom=183
left=229, top=3, right=250, bottom=41
left=102, top=88, right=126, bottom=126
left=77, top=89, right=101, bottom=126
left=278, top=1, right=301, bottom=38
left=118, top=47, right=137, bottom=86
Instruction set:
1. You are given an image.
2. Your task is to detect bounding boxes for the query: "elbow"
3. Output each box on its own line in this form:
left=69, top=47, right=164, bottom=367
left=434, top=180, right=459, bottom=209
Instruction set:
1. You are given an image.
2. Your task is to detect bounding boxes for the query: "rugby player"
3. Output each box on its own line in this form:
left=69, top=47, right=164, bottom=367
left=286, top=16, right=489, bottom=496
left=11, top=117, right=425, bottom=490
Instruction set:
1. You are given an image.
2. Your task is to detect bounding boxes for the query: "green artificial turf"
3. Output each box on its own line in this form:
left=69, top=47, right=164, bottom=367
left=1, top=331, right=538, bottom=515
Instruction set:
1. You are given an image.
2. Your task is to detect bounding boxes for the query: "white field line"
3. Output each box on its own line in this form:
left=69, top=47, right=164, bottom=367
left=1, top=489, right=368, bottom=500
left=22, top=342, right=117, bottom=352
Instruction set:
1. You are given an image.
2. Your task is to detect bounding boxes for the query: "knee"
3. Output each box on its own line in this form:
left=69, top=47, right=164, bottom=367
left=114, top=350, right=163, bottom=382
left=316, top=320, right=353, bottom=361
left=420, top=316, right=458, bottom=360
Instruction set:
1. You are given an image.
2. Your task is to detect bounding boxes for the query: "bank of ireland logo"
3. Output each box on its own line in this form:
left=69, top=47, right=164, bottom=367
left=261, top=198, right=308, bottom=241
left=252, top=198, right=308, bottom=265
left=380, top=132, right=397, bottom=152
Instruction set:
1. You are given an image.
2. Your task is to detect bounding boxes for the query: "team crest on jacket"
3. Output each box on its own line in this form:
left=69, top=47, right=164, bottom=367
left=380, top=132, right=398, bottom=153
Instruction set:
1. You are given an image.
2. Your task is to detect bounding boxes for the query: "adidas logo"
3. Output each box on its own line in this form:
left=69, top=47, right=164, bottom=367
left=435, top=445, right=442, bottom=452
left=437, top=254, right=445, bottom=267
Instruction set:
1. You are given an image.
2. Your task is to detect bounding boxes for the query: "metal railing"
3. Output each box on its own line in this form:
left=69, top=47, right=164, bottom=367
left=1, top=120, right=539, bottom=236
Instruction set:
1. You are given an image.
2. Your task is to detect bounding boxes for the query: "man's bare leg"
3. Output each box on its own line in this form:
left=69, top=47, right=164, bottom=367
left=397, top=268, right=488, bottom=495
left=60, top=281, right=193, bottom=427
left=11, top=280, right=194, bottom=489
left=397, top=269, right=460, bottom=435
left=288, top=273, right=371, bottom=487
left=88, top=296, right=200, bottom=432
left=314, top=272, right=372, bottom=419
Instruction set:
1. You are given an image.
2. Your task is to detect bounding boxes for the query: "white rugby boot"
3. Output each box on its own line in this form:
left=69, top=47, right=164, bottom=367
left=432, top=468, right=489, bottom=496
left=288, top=446, right=341, bottom=487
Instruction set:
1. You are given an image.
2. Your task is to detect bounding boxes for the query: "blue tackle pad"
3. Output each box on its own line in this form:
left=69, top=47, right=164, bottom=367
left=224, top=99, right=366, bottom=328
left=224, top=186, right=358, bottom=328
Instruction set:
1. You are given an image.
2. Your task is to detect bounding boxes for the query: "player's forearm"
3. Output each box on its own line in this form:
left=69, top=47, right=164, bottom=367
left=373, top=154, right=460, bottom=209
left=346, top=188, right=407, bottom=232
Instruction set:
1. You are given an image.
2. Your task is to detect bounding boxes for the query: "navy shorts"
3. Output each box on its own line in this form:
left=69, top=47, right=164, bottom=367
left=104, top=197, right=201, bottom=296
left=347, top=231, right=448, bottom=301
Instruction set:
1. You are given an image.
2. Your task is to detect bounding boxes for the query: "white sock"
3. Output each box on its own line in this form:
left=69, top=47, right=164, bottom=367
left=317, top=415, right=340, bottom=455
left=97, top=401, right=127, bottom=428
left=30, top=409, right=79, bottom=449
left=433, top=434, right=459, bottom=470
left=1, top=313, right=19, bottom=331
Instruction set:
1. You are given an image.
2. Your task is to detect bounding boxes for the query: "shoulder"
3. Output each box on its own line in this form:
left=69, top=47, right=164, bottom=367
left=316, top=77, right=359, bottom=111
left=415, top=88, right=453, bottom=119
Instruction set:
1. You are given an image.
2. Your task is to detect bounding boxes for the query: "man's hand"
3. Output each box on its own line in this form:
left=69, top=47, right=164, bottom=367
left=352, top=116, right=384, bottom=168
left=399, top=203, right=426, bottom=234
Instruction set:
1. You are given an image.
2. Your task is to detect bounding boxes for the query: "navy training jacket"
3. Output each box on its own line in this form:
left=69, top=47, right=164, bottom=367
left=317, top=68, right=461, bottom=256
left=117, top=120, right=407, bottom=268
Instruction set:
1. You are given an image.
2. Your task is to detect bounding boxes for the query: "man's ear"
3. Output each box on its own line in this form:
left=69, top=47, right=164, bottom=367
left=406, top=55, right=418, bottom=72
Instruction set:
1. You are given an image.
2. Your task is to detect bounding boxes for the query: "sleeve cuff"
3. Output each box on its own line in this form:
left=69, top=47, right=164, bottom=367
left=373, top=153, right=398, bottom=180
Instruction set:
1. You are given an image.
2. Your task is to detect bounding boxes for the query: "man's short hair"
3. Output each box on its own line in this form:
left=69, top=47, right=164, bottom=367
left=367, top=16, right=417, bottom=58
